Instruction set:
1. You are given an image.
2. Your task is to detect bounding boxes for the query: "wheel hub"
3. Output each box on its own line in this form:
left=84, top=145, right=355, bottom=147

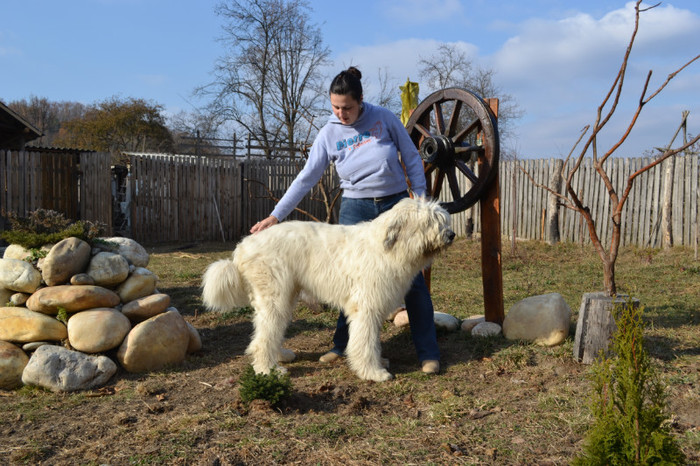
left=419, top=135, right=454, bottom=166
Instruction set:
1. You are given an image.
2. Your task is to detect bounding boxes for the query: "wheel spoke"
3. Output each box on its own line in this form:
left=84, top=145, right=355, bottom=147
left=413, top=122, right=433, bottom=140
left=455, top=159, right=479, bottom=184
left=446, top=100, right=462, bottom=137
left=431, top=170, right=445, bottom=198
left=433, top=102, right=445, bottom=135
left=453, top=118, right=481, bottom=144
left=424, top=163, right=437, bottom=176
left=446, top=167, right=462, bottom=200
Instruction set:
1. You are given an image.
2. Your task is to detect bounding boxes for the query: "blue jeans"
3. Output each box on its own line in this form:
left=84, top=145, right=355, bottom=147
left=329, top=191, right=440, bottom=363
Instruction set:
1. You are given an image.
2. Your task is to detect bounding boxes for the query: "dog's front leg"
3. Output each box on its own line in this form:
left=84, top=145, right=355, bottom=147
left=345, top=309, right=393, bottom=382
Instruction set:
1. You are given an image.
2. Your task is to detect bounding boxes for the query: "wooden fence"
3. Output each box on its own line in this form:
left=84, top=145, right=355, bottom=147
left=127, top=154, right=338, bottom=244
left=2, top=149, right=698, bottom=249
left=499, top=154, right=699, bottom=248
left=0, top=150, right=112, bottom=234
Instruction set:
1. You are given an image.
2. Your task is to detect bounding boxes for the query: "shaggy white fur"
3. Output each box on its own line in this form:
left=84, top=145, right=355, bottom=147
left=201, top=197, right=454, bottom=382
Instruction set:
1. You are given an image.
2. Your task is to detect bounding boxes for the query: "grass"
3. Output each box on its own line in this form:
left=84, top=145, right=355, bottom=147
left=0, top=238, right=698, bottom=465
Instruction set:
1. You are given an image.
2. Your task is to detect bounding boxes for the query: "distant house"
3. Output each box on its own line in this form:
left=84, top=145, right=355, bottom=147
left=0, top=101, right=42, bottom=149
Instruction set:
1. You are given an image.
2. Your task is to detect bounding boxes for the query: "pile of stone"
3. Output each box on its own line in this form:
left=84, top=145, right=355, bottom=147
left=392, top=292, right=572, bottom=344
left=0, top=237, right=201, bottom=392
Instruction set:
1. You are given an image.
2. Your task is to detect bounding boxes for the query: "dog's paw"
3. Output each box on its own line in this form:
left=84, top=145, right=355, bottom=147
left=363, top=368, right=394, bottom=382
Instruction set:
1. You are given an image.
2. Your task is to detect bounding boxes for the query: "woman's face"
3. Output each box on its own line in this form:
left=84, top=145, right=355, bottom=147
left=330, top=93, right=362, bottom=125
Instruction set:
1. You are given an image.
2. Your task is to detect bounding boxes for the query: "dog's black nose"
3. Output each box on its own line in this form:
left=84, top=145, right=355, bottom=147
left=447, top=230, right=456, bottom=242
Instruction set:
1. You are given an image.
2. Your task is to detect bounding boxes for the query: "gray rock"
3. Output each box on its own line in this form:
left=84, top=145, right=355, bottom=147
left=22, top=341, right=54, bottom=352
left=9, top=292, right=29, bottom=306
left=22, top=345, right=117, bottom=392
left=0, top=341, right=29, bottom=389
left=99, top=237, right=149, bottom=267
left=86, top=251, right=130, bottom=286
left=434, top=311, right=460, bottom=331
left=503, top=293, right=571, bottom=346
left=70, top=273, right=95, bottom=286
left=471, top=321, right=502, bottom=337
left=41, top=237, right=92, bottom=286
left=0, top=258, right=42, bottom=293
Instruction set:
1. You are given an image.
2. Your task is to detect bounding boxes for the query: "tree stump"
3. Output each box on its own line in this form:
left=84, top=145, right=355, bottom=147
left=573, top=292, right=639, bottom=364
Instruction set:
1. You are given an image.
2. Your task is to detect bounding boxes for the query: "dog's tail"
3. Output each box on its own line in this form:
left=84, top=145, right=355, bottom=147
left=201, top=258, right=249, bottom=311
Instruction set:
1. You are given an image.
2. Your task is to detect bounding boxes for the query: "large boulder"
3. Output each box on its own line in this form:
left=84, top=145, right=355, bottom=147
left=67, top=308, right=131, bottom=353
left=503, top=293, right=571, bottom=346
left=99, top=237, right=149, bottom=267
left=41, top=237, right=92, bottom=286
left=86, top=251, right=130, bottom=286
left=0, top=341, right=29, bottom=389
left=116, top=310, right=190, bottom=372
left=0, top=258, right=42, bottom=293
left=0, top=307, right=67, bottom=342
left=21, top=345, right=117, bottom=392
left=26, top=285, right=120, bottom=315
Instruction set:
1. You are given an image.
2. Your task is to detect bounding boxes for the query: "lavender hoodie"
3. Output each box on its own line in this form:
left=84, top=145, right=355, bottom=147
left=270, top=102, right=427, bottom=221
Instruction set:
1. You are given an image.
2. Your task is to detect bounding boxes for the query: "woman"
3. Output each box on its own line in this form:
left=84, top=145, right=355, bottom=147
left=251, top=67, right=440, bottom=374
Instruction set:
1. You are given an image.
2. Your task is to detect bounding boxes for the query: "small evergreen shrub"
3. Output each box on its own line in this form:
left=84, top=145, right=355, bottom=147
left=1, top=209, right=106, bottom=249
left=573, top=300, right=685, bottom=465
left=238, top=365, right=292, bottom=406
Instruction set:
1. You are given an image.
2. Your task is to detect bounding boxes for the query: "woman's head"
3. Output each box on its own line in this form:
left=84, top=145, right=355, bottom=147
left=330, top=67, right=363, bottom=125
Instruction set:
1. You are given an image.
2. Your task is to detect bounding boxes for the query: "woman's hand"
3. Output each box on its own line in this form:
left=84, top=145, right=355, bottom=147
left=250, top=216, right=279, bottom=234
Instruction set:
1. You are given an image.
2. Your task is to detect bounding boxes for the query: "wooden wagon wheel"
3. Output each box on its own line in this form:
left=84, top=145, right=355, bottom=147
left=405, top=87, right=499, bottom=214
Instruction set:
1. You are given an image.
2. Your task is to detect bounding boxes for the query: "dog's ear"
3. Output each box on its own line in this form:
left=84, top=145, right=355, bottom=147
left=383, top=219, right=401, bottom=250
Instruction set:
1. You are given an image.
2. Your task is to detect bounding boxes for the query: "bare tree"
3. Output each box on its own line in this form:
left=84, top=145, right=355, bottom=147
left=417, top=43, right=523, bottom=144
left=9, top=97, right=87, bottom=147
left=198, top=0, right=330, bottom=156
left=521, top=1, right=700, bottom=297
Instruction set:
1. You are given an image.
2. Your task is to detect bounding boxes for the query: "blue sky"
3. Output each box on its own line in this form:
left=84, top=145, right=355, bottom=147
left=1, top=0, right=699, bottom=158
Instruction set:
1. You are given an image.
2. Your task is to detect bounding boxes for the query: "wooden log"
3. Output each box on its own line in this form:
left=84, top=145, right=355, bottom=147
left=573, top=292, right=640, bottom=364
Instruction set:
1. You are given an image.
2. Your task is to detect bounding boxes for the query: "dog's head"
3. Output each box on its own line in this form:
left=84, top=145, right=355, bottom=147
left=382, top=197, right=455, bottom=258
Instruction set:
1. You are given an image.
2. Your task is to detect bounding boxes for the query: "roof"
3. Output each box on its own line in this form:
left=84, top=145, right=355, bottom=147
left=0, top=100, right=42, bottom=149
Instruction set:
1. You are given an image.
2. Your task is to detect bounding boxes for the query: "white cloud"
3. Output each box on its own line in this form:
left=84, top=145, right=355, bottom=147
left=490, top=2, right=700, bottom=156
left=331, top=39, right=479, bottom=100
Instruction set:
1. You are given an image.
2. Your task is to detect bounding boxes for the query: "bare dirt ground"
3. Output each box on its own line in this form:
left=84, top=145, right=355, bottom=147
left=1, top=239, right=698, bottom=465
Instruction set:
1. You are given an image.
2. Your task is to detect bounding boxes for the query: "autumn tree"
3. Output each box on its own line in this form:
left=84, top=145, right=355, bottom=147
left=198, top=0, right=330, bottom=155
left=54, top=97, right=174, bottom=159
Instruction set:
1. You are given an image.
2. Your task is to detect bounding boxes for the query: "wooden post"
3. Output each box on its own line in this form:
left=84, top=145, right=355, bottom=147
left=573, top=292, right=639, bottom=364
left=480, top=98, right=504, bottom=325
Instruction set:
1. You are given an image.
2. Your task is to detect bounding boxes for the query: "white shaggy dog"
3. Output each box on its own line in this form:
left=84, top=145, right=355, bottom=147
left=201, top=197, right=454, bottom=382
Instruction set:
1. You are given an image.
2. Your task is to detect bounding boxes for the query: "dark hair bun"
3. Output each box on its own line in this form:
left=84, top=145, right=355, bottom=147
left=346, top=66, right=362, bottom=81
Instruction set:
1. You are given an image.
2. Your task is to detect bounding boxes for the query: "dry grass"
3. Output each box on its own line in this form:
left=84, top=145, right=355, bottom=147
left=0, top=238, right=698, bottom=465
